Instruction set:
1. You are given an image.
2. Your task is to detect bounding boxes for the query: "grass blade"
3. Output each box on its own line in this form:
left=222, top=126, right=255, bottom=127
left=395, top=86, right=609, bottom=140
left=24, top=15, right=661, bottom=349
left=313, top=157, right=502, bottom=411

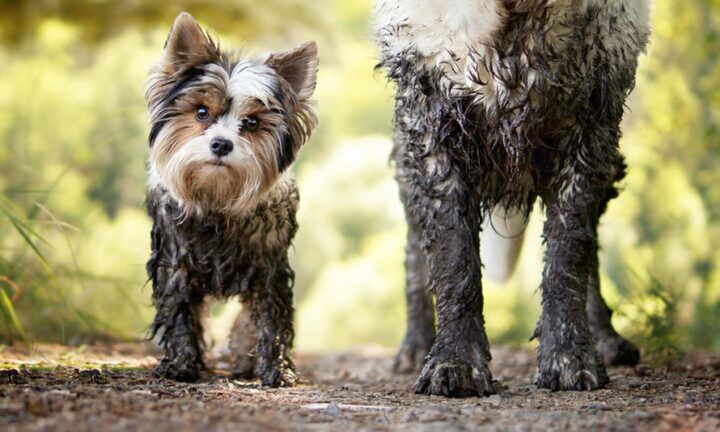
left=0, top=201, right=53, bottom=271
left=0, top=281, right=26, bottom=342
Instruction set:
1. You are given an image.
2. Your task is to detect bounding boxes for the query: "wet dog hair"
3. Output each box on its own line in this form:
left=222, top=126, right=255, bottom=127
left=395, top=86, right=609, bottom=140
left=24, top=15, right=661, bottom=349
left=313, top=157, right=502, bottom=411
left=144, top=12, right=318, bottom=386
left=375, top=0, right=648, bottom=397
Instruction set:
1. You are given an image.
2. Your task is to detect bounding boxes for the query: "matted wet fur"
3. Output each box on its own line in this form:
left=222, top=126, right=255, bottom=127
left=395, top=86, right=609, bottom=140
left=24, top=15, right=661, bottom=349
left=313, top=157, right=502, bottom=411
left=145, top=12, right=318, bottom=387
left=375, top=0, right=649, bottom=397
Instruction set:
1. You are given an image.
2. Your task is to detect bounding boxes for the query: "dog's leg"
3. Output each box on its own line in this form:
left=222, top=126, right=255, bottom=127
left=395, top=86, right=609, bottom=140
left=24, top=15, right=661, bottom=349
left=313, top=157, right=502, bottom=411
left=151, top=267, right=205, bottom=382
left=394, top=220, right=435, bottom=373
left=251, top=258, right=296, bottom=387
left=409, top=168, right=494, bottom=397
left=229, top=302, right=258, bottom=379
left=587, top=215, right=640, bottom=366
left=535, top=168, right=609, bottom=391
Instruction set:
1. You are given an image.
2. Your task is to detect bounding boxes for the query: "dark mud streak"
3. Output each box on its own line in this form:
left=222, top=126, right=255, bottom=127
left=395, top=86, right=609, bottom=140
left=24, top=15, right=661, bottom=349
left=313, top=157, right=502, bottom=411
left=146, top=184, right=298, bottom=387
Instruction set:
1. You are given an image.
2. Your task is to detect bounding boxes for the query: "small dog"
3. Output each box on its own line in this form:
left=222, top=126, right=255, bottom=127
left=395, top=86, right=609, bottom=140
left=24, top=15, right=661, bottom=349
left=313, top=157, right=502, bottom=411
left=144, top=12, right=318, bottom=387
left=375, top=0, right=649, bottom=397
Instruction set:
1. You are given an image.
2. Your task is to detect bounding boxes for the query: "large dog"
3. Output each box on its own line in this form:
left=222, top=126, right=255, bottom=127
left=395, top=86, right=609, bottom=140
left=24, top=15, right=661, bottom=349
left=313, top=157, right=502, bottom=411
left=375, top=0, right=650, bottom=396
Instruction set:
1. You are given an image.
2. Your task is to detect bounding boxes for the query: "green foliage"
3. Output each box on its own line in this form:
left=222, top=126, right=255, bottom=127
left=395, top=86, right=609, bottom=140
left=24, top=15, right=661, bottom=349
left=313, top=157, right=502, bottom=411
left=0, top=0, right=717, bottom=353
left=601, top=0, right=720, bottom=352
left=619, top=274, right=683, bottom=364
left=0, top=0, right=327, bottom=47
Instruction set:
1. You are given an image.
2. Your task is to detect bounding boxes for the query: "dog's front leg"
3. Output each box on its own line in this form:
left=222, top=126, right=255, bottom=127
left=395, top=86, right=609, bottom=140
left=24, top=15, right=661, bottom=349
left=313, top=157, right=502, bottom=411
left=252, top=259, right=296, bottom=387
left=409, top=159, right=495, bottom=397
left=535, top=169, right=609, bottom=391
left=150, top=266, right=205, bottom=382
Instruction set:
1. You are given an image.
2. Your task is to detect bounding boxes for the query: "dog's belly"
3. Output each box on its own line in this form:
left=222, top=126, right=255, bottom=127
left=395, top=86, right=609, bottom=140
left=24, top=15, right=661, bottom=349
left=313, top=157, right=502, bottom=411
left=374, top=0, right=503, bottom=66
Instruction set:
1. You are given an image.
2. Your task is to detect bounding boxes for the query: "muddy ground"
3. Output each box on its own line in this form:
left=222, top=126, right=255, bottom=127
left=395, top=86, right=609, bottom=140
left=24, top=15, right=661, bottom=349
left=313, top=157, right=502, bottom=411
left=1, top=343, right=719, bottom=431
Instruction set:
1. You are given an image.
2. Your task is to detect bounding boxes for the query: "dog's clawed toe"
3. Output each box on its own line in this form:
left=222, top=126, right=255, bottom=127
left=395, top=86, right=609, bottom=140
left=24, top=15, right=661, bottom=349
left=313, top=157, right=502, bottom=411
left=536, top=349, right=609, bottom=391
left=153, top=358, right=202, bottom=382
left=595, top=334, right=640, bottom=366
left=413, top=357, right=495, bottom=397
left=394, top=334, right=433, bottom=373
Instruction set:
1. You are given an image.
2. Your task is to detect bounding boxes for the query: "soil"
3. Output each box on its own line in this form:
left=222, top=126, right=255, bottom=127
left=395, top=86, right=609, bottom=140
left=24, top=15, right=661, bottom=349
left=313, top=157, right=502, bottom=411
left=1, top=343, right=719, bottom=431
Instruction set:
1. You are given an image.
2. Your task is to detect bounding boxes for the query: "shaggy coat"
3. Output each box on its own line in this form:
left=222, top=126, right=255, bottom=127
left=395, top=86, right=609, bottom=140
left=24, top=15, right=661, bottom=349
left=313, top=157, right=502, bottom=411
left=375, top=0, right=649, bottom=396
left=145, top=13, right=318, bottom=387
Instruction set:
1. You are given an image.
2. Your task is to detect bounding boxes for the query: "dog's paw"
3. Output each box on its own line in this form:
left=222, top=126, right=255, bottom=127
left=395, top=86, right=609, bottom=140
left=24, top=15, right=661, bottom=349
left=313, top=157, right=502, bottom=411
left=260, top=365, right=296, bottom=388
left=595, top=334, right=640, bottom=366
left=153, top=358, right=201, bottom=382
left=535, top=348, right=609, bottom=391
left=394, top=333, right=433, bottom=373
left=412, top=357, right=495, bottom=397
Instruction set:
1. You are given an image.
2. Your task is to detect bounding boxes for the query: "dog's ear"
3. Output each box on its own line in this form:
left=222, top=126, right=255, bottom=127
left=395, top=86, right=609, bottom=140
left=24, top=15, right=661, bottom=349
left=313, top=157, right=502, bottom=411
left=266, top=41, right=318, bottom=100
left=163, top=12, right=219, bottom=73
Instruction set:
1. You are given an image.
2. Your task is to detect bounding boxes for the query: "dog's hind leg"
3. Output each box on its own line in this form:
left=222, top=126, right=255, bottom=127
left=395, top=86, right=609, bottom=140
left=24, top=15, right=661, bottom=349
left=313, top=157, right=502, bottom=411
left=394, top=220, right=435, bottom=373
left=229, top=303, right=258, bottom=379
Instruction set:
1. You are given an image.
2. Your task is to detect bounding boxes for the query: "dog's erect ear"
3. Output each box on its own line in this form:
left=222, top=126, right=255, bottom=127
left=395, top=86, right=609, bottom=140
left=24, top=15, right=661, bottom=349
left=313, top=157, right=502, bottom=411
left=163, top=12, right=218, bottom=73
left=266, top=41, right=318, bottom=100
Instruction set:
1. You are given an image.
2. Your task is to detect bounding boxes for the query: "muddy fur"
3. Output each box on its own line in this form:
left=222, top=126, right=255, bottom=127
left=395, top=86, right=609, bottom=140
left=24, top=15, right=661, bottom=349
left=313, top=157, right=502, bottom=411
left=147, top=180, right=299, bottom=386
left=375, top=0, right=648, bottom=396
left=145, top=13, right=317, bottom=387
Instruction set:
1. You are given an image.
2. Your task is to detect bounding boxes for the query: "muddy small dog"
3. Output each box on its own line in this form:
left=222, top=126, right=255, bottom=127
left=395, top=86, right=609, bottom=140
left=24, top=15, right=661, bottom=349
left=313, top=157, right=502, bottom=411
left=375, top=0, right=649, bottom=397
left=145, top=12, right=317, bottom=387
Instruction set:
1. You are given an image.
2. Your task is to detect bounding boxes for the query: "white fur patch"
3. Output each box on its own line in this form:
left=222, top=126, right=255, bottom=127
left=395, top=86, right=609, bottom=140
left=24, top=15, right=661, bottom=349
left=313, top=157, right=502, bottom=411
left=375, top=0, right=504, bottom=78
left=228, top=62, right=278, bottom=108
left=376, top=0, right=652, bottom=101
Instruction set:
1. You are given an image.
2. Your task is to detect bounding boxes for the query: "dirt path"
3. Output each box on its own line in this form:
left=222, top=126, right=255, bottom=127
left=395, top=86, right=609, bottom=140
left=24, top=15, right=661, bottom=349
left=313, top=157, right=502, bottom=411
left=1, top=344, right=719, bottom=431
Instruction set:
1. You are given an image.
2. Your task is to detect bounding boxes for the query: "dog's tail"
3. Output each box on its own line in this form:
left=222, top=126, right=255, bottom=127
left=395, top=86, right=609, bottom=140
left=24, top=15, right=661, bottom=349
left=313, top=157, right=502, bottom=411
left=480, top=206, right=527, bottom=283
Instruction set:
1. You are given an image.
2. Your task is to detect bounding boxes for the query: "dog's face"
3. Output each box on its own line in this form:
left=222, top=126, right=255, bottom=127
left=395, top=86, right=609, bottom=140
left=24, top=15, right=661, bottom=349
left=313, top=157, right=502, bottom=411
left=146, top=13, right=318, bottom=214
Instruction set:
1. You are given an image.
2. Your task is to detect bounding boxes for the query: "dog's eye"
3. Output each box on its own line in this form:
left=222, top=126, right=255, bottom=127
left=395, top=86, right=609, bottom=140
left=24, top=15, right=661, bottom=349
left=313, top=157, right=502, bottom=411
left=241, top=116, right=260, bottom=133
left=196, top=106, right=210, bottom=121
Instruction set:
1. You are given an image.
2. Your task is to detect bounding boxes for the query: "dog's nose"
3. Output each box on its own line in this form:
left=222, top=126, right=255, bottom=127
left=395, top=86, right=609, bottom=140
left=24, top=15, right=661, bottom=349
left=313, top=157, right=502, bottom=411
left=210, top=137, right=233, bottom=157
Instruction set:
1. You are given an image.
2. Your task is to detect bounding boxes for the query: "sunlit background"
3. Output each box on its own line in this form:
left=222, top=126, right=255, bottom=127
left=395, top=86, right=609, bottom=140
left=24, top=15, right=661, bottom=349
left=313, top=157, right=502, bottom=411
left=0, top=0, right=718, bottom=358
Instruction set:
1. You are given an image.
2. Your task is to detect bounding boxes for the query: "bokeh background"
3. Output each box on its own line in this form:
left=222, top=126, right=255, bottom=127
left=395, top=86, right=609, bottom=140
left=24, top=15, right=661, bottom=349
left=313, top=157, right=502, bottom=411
left=0, top=0, right=718, bottom=359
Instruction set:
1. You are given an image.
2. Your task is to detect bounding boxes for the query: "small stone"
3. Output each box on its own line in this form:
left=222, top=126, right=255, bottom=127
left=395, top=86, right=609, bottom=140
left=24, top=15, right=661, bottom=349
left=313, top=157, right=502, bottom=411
left=587, top=402, right=609, bottom=410
left=402, top=411, right=418, bottom=422
left=418, top=406, right=448, bottom=422
left=635, top=364, right=653, bottom=376
left=323, top=403, right=342, bottom=417
left=486, top=394, right=502, bottom=406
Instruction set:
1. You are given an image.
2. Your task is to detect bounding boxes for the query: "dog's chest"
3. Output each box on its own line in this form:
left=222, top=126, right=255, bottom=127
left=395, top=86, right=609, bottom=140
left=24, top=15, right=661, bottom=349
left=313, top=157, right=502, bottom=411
left=375, top=0, right=503, bottom=62
left=376, top=0, right=650, bottom=99
left=375, top=0, right=564, bottom=107
left=148, top=183, right=298, bottom=297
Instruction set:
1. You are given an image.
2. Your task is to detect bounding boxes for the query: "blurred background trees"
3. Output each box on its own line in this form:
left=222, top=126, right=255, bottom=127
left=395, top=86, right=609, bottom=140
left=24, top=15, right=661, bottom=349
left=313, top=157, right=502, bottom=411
left=0, top=0, right=718, bottom=355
